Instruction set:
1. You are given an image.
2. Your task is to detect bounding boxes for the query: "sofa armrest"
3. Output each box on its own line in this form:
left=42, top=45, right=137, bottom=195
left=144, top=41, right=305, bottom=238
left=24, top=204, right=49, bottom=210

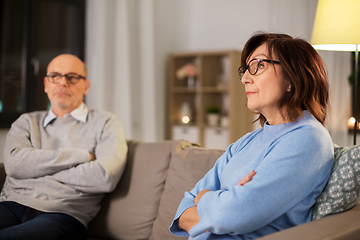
left=0, top=163, right=5, bottom=190
left=258, top=204, right=360, bottom=240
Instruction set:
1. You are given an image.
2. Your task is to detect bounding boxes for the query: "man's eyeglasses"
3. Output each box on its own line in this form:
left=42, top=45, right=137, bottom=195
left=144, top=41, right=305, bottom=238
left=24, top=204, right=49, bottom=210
left=46, top=72, right=86, bottom=85
left=238, top=58, right=281, bottom=80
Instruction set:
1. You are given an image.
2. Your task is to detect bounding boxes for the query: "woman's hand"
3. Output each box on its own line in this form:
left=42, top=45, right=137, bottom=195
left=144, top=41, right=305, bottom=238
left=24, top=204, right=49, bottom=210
left=177, top=206, right=200, bottom=234
left=237, top=170, right=256, bottom=186
left=194, top=170, right=256, bottom=206
left=195, top=189, right=210, bottom=205
left=178, top=170, right=256, bottom=234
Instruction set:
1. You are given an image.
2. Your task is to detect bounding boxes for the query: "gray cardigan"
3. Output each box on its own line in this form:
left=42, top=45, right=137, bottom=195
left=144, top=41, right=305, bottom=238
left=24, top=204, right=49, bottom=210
left=0, top=109, right=127, bottom=227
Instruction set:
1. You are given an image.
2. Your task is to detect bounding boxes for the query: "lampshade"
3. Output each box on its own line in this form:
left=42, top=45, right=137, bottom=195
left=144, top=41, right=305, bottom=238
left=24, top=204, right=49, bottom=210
left=311, top=0, right=360, bottom=51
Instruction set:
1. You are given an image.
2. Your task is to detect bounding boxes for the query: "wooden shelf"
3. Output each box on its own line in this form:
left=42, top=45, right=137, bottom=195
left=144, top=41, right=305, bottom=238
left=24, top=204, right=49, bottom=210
left=171, top=87, right=199, bottom=93
left=166, top=50, right=253, bottom=148
left=201, top=87, right=228, bottom=93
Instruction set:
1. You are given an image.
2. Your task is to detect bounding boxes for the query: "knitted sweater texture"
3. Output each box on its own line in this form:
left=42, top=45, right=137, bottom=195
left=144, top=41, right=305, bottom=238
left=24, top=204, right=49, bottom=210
left=170, top=111, right=334, bottom=240
left=0, top=109, right=127, bottom=227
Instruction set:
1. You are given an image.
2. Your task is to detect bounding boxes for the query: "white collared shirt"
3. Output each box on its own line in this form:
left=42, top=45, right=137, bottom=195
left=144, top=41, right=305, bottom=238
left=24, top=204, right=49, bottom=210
left=43, top=103, right=89, bottom=127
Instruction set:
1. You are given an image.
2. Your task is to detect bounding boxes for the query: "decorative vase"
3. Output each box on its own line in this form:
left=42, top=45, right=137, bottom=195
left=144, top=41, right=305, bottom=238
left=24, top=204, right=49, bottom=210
left=180, top=102, right=192, bottom=124
left=207, top=113, right=219, bottom=126
left=187, top=76, right=195, bottom=88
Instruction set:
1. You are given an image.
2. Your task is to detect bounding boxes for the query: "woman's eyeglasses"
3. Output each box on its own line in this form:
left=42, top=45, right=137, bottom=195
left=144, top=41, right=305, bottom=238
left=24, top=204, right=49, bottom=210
left=238, top=58, right=281, bottom=80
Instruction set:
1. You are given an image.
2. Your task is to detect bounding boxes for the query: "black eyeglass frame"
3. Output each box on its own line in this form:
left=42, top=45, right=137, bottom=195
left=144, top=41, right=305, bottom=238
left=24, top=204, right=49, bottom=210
left=45, top=72, right=87, bottom=85
left=238, top=58, right=281, bottom=80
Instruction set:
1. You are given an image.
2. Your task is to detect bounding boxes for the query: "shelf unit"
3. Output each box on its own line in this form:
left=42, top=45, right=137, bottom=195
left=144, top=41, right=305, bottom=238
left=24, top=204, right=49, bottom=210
left=166, top=50, right=253, bottom=149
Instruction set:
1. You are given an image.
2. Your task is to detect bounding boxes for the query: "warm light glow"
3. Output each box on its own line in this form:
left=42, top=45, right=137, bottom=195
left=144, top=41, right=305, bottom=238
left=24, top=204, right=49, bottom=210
left=182, top=116, right=190, bottom=124
left=311, top=0, right=360, bottom=51
left=348, top=117, right=360, bottom=130
left=349, top=117, right=356, bottom=125
left=179, top=102, right=192, bottom=124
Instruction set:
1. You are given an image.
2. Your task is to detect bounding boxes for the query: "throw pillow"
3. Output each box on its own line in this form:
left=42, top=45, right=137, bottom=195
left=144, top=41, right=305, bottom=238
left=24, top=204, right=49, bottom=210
left=312, top=144, right=360, bottom=220
left=150, top=140, right=225, bottom=240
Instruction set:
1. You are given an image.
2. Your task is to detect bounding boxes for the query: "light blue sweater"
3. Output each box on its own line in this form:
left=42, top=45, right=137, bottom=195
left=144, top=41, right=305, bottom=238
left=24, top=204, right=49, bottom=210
left=170, top=111, right=334, bottom=240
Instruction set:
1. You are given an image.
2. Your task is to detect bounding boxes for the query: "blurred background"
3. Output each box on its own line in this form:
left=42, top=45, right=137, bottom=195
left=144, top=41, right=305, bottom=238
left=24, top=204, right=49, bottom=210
left=0, top=0, right=354, bottom=163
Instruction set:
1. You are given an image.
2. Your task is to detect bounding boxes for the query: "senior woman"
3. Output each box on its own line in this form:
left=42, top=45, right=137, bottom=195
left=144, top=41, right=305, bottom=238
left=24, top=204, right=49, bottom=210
left=169, top=32, right=334, bottom=240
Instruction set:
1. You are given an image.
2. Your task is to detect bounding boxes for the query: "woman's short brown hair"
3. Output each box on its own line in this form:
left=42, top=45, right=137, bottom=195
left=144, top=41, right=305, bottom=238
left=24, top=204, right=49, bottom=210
left=241, top=32, right=330, bottom=126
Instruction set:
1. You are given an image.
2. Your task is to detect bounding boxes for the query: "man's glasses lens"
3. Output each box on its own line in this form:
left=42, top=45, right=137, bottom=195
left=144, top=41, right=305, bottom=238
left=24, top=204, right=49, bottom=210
left=46, top=72, right=85, bottom=84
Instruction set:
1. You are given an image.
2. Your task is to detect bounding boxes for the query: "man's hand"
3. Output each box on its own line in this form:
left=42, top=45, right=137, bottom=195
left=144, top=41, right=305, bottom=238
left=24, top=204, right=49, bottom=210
left=89, top=153, right=96, bottom=161
left=237, top=170, right=256, bottom=186
left=177, top=206, right=200, bottom=234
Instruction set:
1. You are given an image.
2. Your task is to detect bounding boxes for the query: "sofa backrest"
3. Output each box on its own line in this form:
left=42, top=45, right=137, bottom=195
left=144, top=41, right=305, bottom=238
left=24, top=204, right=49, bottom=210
left=151, top=140, right=225, bottom=240
left=87, top=140, right=173, bottom=239
left=87, top=140, right=225, bottom=240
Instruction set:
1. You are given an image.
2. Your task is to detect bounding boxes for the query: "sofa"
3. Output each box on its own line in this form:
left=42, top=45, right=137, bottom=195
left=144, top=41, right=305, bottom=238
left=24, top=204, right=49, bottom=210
left=1, top=139, right=360, bottom=240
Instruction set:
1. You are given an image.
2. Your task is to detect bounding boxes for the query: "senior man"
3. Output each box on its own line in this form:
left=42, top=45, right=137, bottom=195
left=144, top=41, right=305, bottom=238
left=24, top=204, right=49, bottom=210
left=0, top=54, right=127, bottom=240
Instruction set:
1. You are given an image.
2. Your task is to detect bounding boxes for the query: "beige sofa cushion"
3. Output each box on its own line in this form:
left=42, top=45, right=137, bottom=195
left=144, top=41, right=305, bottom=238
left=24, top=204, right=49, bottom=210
left=88, top=140, right=173, bottom=240
left=151, top=140, right=225, bottom=240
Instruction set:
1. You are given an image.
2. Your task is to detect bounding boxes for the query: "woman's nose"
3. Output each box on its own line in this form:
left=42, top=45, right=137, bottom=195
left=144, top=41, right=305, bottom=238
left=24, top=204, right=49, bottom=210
left=241, top=71, right=252, bottom=85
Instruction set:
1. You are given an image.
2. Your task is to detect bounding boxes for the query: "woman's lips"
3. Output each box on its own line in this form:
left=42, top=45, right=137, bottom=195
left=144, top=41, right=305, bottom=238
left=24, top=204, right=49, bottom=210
left=246, top=91, right=256, bottom=97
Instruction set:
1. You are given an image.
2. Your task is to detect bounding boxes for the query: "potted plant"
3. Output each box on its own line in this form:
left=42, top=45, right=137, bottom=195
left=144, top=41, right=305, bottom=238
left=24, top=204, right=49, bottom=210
left=207, top=105, right=220, bottom=126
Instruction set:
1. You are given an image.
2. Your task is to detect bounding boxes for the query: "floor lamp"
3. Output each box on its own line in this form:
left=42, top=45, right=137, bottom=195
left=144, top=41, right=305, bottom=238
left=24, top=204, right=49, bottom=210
left=311, top=0, right=360, bottom=145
